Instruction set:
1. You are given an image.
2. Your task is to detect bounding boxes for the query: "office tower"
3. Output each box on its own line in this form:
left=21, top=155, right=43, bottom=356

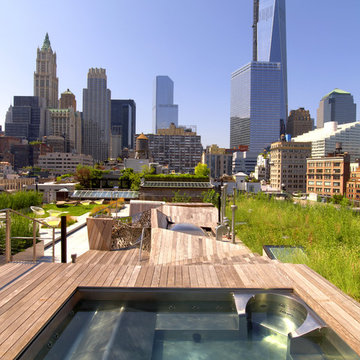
left=82, top=68, right=111, bottom=161
left=230, top=0, right=288, bottom=164
left=256, top=0, right=287, bottom=127
left=230, top=62, right=282, bottom=154
left=60, top=89, right=76, bottom=110
left=34, top=33, right=59, bottom=108
left=153, top=76, right=178, bottom=133
left=5, top=96, right=46, bottom=142
left=111, top=100, right=136, bottom=149
left=287, top=108, right=313, bottom=137
left=316, top=89, right=356, bottom=128
left=143, top=124, right=202, bottom=174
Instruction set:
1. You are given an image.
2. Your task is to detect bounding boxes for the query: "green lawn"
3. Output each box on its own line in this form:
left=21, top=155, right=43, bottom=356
left=227, top=193, right=360, bottom=301
left=41, top=203, right=98, bottom=217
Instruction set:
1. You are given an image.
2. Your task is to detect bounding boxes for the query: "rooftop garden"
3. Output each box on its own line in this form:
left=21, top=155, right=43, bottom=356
left=228, top=193, right=360, bottom=301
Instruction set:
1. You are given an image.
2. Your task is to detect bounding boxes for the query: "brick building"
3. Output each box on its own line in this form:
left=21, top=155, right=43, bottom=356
left=346, top=164, right=360, bottom=203
left=306, top=150, right=350, bottom=197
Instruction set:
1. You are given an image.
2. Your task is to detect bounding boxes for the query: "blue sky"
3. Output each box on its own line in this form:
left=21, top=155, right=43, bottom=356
left=0, top=0, right=359, bottom=148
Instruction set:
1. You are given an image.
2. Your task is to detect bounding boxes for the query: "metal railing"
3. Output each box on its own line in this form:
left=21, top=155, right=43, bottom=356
left=0, top=208, right=57, bottom=263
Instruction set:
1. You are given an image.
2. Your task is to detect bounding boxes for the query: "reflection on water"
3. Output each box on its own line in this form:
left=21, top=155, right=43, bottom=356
left=32, top=298, right=360, bottom=360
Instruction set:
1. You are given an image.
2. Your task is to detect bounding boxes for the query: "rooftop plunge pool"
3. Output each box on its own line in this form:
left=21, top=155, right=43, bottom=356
left=19, top=289, right=360, bottom=360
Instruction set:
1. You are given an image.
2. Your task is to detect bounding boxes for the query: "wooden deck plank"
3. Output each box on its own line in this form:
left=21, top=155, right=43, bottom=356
left=150, top=266, right=161, bottom=287
left=188, top=266, right=199, bottom=287
left=159, top=266, right=169, bottom=287
left=127, top=266, right=141, bottom=287
left=1, top=263, right=93, bottom=359
left=0, top=264, right=32, bottom=288
left=0, top=263, right=62, bottom=313
left=143, top=266, right=155, bottom=287
left=134, top=265, right=149, bottom=287
left=167, top=266, right=176, bottom=287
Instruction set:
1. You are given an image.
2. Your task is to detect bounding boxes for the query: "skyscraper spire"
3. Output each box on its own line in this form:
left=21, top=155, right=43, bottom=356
left=252, top=0, right=259, bottom=61
left=42, top=33, right=51, bottom=51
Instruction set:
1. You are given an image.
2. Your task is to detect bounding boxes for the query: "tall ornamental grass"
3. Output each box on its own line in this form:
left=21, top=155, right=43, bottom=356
left=228, top=194, right=360, bottom=301
left=0, top=214, right=39, bottom=255
left=0, top=191, right=42, bottom=211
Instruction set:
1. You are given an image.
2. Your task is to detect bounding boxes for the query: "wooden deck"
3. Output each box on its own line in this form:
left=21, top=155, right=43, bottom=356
left=0, top=203, right=359, bottom=358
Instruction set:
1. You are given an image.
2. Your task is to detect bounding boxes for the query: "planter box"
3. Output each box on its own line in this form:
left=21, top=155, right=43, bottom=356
left=87, top=217, right=114, bottom=251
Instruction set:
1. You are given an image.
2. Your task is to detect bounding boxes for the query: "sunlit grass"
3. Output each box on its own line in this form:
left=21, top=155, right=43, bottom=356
left=227, top=194, right=360, bottom=301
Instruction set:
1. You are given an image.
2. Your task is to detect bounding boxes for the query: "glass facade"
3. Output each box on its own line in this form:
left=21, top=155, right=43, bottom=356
left=111, top=100, right=136, bottom=149
left=5, top=96, right=46, bottom=142
left=257, top=0, right=287, bottom=124
left=316, top=90, right=357, bottom=128
left=230, top=62, right=281, bottom=155
left=152, top=76, right=178, bottom=133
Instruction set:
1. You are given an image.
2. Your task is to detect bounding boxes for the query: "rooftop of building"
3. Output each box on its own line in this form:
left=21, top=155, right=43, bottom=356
left=292, top=121, right=360, bottom=142
left=322, top=88, right=351, bottom=100
left=0, top=202, right=360, bottom=357
left=270, top=140, right=311, bottom=149
left=61, top=89, right=74, bottom=95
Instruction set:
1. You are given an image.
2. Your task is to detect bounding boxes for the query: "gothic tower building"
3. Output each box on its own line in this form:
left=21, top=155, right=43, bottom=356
left=34, top=33, right=59, bottom=108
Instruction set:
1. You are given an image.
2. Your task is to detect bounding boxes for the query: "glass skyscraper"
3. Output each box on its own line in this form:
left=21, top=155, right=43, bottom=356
left=230, top=62, right=281, bottom=154
left=111, top=100, right=136, bottom=149
left=230, top=0, right=287, bottom=157
left=257, top=0, right=287, bottom=124
left=316, top=89, right=357, bottom=128
left=152, top=76, right=178, bottom=134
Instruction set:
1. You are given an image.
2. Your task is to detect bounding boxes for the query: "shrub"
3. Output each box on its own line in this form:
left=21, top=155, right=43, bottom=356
left=171, top=190, right=192, bottom=203
left=144, top=174, right=209, bottom=182
left=202, top=189, right=219, bottom=207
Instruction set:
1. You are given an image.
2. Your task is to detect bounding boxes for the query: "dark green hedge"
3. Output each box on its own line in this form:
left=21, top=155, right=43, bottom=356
left=144, top=174, right=209, bottom=182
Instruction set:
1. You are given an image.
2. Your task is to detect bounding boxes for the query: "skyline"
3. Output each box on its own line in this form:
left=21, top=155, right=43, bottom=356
left=0, top=0, right=359, bottom=148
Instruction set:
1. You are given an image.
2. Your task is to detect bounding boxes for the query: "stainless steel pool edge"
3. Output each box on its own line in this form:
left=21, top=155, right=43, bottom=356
left=233, top=292, right=327, bottom=338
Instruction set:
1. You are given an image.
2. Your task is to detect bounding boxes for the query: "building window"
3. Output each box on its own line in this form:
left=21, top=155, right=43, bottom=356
left=333, top=162, right=341, bottom=167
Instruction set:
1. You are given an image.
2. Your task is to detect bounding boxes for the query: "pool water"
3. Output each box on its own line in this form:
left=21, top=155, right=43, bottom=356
left=28, top=292, right=359, bottom=360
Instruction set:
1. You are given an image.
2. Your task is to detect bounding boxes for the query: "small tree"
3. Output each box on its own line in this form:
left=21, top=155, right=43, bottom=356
left=74, top=165, right=92, bottom=188
left=194, top=163, right=210, bottom=177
